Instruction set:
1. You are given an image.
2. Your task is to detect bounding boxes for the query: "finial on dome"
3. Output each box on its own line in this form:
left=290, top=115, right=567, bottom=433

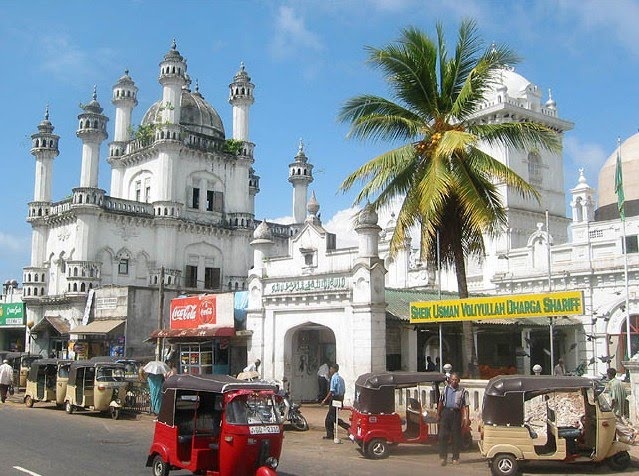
left=578, top=168, right=587, bottom=184
left=195, top=79, right=199, bottom=92
left=545, top=88, right=556, bottom=109
left=171, top=38, right=177, bottom=50
left=240, top=61, right=245, bottom=72
left=298, top=138, right=304, bottom=154
left=44, top=104, right=49, bottom=121
left=124, top=69, right=129, bottom=76
left=92, top=85, right=97, bottom=101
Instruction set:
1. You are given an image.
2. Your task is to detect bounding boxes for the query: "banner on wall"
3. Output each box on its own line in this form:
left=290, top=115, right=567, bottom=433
left=170, top=294, right=217, bottom=329
left=0, top=303, right=25, bottom=326
left=410, top=290, right=584, bottom=324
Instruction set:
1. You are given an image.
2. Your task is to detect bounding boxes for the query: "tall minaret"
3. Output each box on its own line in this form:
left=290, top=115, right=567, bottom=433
left=288, top=139, right=314, bottom=224
left=159, top=39, right=187, bottom=125
left=570, top=169, right=595, bottom=223
left=28, top=107, right=59, bottom=268
left=228, top=62, right=254, bottom=141
left=31, top=106, right=59, bottom=203
left=77, top=87, right=108, bottom=188
left=109, top=70, right=137, bottom=197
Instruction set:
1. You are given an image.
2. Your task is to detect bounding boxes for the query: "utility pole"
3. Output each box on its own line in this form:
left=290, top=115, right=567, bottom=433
left=156, top=266, right=165, bottom=361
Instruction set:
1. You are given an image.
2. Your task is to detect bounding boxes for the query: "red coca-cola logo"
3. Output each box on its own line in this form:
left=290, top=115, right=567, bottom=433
left=200, top=300, right=216, bottom=324
left=171, top=304, right=197, bottom=321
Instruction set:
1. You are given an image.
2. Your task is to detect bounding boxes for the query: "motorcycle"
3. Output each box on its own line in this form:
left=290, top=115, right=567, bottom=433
left=274, top=380, right=308, bottom=431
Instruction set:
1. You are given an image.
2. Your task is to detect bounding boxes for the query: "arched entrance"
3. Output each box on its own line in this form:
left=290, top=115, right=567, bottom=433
left=284, top=323, right=335, bottom=403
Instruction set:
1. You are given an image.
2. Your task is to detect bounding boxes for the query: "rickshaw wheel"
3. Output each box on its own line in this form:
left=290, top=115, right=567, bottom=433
left=65, top=401, right=75, bottom=414
left=151, top=455, right=169, bottom=476
left=24, top=396, right=34, bottom=408
left=491, top=453, right=518, bottom=476
left=110, top=407, right=120, bottom=420
left=365, top=438, right=389, bottom=459
left=290, top=413, right=309, bottom=431
left=606, top=451, right=630, bottom=471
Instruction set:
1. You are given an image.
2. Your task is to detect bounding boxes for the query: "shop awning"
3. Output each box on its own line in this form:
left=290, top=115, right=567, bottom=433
left=150, top=327, right=236, bottom=339
left=71, top=319, right=125, bottom=335
left=33, top=316, right=71, bottom=335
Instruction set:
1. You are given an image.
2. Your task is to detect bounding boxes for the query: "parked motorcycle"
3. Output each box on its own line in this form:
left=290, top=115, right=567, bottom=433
left=273, top=379, right=308, bottom=431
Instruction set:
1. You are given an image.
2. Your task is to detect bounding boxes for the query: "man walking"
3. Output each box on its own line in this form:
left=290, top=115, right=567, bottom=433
left=437, top=372, right=469, bottom=465
left=0, top=359, right=14, bottom=403
left=606, top=367, right=628, bottom=419
left=321, top=363, right=345, bottom=440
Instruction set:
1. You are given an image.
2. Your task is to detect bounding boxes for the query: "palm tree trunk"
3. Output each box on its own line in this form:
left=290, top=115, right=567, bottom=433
left=452, top=240, right=474, bottom=377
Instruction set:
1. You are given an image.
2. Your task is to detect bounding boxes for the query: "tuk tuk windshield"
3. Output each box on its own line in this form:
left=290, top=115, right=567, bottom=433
left=226, top=393, right=280, bottom=425
left=96, top=366, right=126, bottom=382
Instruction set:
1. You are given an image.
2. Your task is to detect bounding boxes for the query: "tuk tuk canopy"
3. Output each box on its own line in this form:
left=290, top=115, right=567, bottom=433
left=162, top=374, right=277, bottom=394
left=27, top=358, right=71, bottom=380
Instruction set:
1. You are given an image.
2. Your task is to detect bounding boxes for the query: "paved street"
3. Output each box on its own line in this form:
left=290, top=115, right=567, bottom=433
left=2, top=391, right=639, bottom=475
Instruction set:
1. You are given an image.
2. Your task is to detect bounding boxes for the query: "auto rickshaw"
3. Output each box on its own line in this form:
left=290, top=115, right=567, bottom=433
left=346, top=371, right=472, bottom=459
left=147, top=374, right=283, bottom=476
left=479, top=375, right=632, bottom=475
left=6, top=352, right=42, bottom=387
left=23, top=358, right=72, bottom=408
left=64, top=360, right=129, bottom=419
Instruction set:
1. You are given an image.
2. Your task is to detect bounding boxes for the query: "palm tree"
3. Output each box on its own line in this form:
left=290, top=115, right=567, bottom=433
left=339, top=20, right=561, bottom=370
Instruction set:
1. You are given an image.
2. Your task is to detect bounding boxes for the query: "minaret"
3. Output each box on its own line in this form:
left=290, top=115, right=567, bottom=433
left=570, top=169, right=595, bottom=223
left=158, top=39, right=187, bottom=125
left=30, top=106, right=59, bottom=203
left=109, top=70, right=138, bottom=198
left=77, top=87, right=108, bottom=188
left=289, top=139, right=314, bottom=224
left=229, top=62, right=254, bottom=141
left=28, top=106, right=59, bottom=269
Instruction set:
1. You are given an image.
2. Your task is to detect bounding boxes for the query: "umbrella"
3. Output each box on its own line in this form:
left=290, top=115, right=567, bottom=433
left=143, top=360, right=170, bottom=375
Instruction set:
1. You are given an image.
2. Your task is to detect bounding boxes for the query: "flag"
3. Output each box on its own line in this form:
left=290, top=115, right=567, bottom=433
left=615, top=146, right=625, bottom=221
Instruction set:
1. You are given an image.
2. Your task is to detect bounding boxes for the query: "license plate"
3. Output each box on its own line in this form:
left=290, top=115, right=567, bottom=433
left=249, top=425, right=280, bottom=435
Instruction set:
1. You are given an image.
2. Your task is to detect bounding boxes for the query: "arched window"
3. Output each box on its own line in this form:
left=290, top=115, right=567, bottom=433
left=528, top=152, right=542, bottom=185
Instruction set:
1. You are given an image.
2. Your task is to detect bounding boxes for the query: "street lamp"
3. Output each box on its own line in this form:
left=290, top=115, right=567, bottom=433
left=26, top=320, right=37, bottom=355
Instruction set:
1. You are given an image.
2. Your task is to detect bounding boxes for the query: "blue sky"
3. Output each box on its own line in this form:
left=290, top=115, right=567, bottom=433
left=1, top=0, right=638, bottom=282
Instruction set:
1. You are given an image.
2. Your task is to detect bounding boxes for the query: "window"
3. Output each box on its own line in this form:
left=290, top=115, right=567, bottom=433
left=206, top=190, right=224, bottom=212
left=206, top=190, right=214, bottom=212
left=185, top=265, right=198, bottom=288
left=204, top=267, right=221, bottom=290
left=624, top=235, right=638, bottom=254
left=135, top=181, right=141, bottom=202
left=118, top=259, right=129, bottom=275
left=145, top=178, right=151, bottom=203
left=192, top=188, right=200, bottom=209
left=528, top=152, right=542, bottom=185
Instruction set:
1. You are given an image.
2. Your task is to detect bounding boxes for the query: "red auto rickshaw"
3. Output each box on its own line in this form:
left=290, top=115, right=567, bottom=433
left=346, top=371, right=472, bottom=459
left=147, top=374, right=283, bottom=476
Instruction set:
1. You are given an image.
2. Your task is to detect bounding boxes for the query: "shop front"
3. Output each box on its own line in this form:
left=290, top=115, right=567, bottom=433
left=0, top=302, right=26, bottom=352
left=151, top=293, right=238, bottom=376
left=68, top=319, right=126, bottom=359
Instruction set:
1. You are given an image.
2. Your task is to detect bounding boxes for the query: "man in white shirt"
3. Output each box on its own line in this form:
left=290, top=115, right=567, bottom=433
left=0, top=360, right=14, bottom=403
left=316, top=362, right=329, bottom=402
left=243, top=359, right=261, bottom=373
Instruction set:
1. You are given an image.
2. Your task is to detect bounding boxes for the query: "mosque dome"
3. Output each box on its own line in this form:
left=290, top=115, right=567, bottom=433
left=596, top=132, right=639, bottom=220
left=253, top=220, right=272, bottom=240
left=141, top=89, right=225, bottom=140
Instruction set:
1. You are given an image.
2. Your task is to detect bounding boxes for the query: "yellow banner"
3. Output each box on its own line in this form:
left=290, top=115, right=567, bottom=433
left=410, top=290, right=584, bottom=324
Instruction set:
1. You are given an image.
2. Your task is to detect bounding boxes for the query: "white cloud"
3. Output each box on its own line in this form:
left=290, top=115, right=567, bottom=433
left=323, top=206, right=360, bottom=247
left=563, top=136, right=608, bottom=183
left=38, top=34, right=116, bottom=82
left=0, top=232, right=28, bottom=252
left=269, top=5, right=324, bottom=60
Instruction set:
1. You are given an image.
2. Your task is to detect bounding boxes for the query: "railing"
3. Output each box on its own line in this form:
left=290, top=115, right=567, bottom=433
left=123, top=380, right=151, bottom=414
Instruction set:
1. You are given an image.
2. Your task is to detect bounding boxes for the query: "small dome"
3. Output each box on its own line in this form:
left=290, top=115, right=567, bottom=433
left=253, top=220, right=272, bottom=240
left=596, top=133, right=639, bottom=220
left=141, top=89, right=225, bottom=140
left=115, top=70, right=135, bottom=87
left=358, top=203, right=378, bottom=226
left=307, top=191, right=320, bottom=216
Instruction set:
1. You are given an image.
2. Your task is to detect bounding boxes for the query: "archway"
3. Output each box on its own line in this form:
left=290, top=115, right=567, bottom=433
left=284, top=323, right=335, bottom=403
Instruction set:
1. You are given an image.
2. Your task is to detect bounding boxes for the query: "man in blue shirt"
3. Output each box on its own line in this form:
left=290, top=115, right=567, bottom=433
left=437, top=372, right=469, bottom=465
left=321, top=363, right=345, bottom=440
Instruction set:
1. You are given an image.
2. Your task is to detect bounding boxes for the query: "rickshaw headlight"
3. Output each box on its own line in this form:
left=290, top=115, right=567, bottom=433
left=265, top=456, right=278, bottom=469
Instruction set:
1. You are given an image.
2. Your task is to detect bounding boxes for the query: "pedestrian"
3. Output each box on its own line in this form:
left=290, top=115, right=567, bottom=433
left=243, top=358, right=261, bottom=373
left=317, top=361, right=330, bottom=402
left=321, top=363, right=345, bottom=440
left=426, top=356, right=436, bottom=372
left=553, top=358, right=566, bottom=376
left=0, top=359, right=14, bottom=403
left=606, top=367, right=628, bottom=419
left=437, top=372, right=469, bottom=466
left=146, top=371, right=164, bottom=415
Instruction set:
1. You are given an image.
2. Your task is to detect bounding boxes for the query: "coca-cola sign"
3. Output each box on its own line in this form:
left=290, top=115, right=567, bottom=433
left=170, top=295, right=217, bottom=329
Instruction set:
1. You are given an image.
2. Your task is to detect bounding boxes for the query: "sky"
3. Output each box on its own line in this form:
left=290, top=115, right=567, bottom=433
left=0, top=0, right=638, bottom=283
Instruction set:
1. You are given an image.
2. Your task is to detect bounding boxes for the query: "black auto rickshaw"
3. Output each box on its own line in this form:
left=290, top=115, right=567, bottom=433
left=147, top=374, right=283, bottom=476
left=6, top=352, right=42, bottom=387
left=64, top=359, right=129, bottom=419
left=346, top=371, right=472, bottom=459
left=23, top=358, right=72, bottom=408
left=479, top=375, right=631, bottom=475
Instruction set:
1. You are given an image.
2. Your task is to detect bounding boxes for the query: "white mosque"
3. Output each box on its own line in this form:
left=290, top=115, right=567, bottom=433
left=11, top=41, right=639, bottom=400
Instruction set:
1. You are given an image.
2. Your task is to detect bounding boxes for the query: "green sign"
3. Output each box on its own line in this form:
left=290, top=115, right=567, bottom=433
left=0, top=303, right=25, bottom=326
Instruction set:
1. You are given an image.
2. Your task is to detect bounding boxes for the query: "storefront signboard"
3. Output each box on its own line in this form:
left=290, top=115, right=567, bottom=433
left=410, top=290, right=584, bottom=324
left=170, top=294, right=217, bottom=329
left=0, top=303, right=25, bottom=326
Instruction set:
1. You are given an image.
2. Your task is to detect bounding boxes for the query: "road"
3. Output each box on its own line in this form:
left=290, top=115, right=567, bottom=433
left=1, top=397, right=638, bottom=475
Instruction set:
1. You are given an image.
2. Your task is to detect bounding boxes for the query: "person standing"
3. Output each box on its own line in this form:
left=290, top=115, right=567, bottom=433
left=316, top=362, right=330, bottom=402
left=146, top=371, right=164, bottom=415
left=243, top=358, right=261, bottom=373
left=606, top=367, right=628, bottom=419
left=0, top=359, right=14, bottom=403
left=426, top=356, right=436, bottom=372
left=321, top=363, right=345, bottom=440
left=437, top=372, right=469, bottom=466
left=553, top=358, right=566, bottom=376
